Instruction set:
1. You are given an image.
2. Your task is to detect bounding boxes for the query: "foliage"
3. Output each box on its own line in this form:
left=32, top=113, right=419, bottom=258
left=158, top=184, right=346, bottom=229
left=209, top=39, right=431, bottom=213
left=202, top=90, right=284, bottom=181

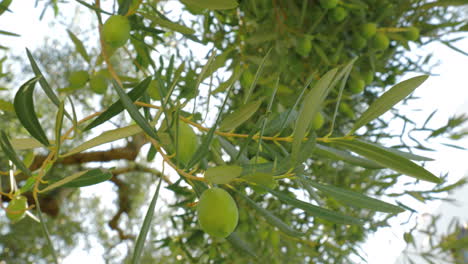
left=0, top=0, right=467, bottom=263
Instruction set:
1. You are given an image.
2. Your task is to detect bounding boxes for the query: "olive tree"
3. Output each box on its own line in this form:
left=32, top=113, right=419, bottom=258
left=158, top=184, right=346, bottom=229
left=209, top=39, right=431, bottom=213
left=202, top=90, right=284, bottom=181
left=0, top=0, right=467, bottom=263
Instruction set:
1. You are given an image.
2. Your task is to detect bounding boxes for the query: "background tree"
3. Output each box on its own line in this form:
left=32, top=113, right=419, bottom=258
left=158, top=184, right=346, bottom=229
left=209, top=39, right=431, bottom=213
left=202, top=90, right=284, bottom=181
left=0, top=0, right=467, bottom=263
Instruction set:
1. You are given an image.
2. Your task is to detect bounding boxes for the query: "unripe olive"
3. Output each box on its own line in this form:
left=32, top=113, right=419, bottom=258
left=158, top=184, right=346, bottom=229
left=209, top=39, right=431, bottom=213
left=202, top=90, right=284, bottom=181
left=295, top=36, right=312, bottom=58
left=312, top=112, right=324, bottom=130
left=102, top=15, right=131, bottom=48
left=6, top=196, right=28, bottom=223
left=372, top=32, right=390, bottom=50
left=148, top=79, right=162, bottom=100
left=349, top=77, right=365, bottom=94
left=319, top=0, right=338, bottom=9
left=68, top=70, right=89, bottom=88
left=177, top=121, right=198, bottom=165
left=330, top=7, right=347, bottom=23
left=339, top=103, right=355, bottom=119
left=352, top=34, right=367, bottom=50
left=361, top=23, right=377, bottom=39
left=361, top=70, right=374, bottom=85
left=89, top=74, right=107, bottom=94
left=197, top=188, right=239, bottom=238
left=403, top=26, right=420, bottom=41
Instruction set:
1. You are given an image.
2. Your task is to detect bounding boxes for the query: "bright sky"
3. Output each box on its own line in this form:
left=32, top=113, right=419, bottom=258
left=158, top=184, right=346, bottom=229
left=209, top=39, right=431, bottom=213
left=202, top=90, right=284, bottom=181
left=0, top=1, right=467, bottom=263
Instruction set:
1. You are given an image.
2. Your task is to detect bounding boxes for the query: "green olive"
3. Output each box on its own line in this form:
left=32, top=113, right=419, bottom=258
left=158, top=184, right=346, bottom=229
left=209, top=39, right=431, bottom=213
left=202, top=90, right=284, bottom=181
left=372, top=32, right=390, bottom=50
left=403, top=26, right=420, bottom=41
left=68, top=70, right=89, bottom=88
left=89, top=74, right=107, bottom=94
left=295, top=36, right=312, bottom=58
left=197, top=187, right=239, bottom=238
left=102, top=15, right=131, bottom=48
left=330, top=7, right=347, bottom=23
left=312, top=112, right=325, bottom=130
left=6, top=196, right=28, bottom=223
left=361, top=70, right=374, bottom=85
left=319, top=0, right=338, bottom=9
left=349, top=77, right=365, bottom=94
left=352, top=34, right=367, bottom=50
left=361, top=23, right=377, bottom=39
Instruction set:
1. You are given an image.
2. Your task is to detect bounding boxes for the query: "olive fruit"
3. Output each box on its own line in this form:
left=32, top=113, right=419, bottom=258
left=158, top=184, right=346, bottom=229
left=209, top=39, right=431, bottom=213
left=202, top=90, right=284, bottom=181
left=330, top=7, right=347, bottom=23
left=339, top=103, right=355, bottom=119
left=160, top=119, right=198, bottom=166
left=403, top=26, right=420, bottom=41
left=6, top=196, right=28, bottom=223
left=148, top=79, right=162, bottom=100
left=352, top=34, right=367, bottom=50
left=319, top=0, right=338, bottom=9
left=102, top=15, right=131, bottom=48
left=89, top=74, right=107, bottom=94
left=197, top=187, right=238, bottom=238
left=361, top=23, right=377, bottom=39
left=68, top=70, right=89, bottom=88
left=361, top=70, right=374, bottom=85
left=295, top=36, right=312, bottom=58
left=349, top=77, right=365, bottom=94
left=312, top=112, right=324, bottom=130
left=372, top=32, right=390, bottom=50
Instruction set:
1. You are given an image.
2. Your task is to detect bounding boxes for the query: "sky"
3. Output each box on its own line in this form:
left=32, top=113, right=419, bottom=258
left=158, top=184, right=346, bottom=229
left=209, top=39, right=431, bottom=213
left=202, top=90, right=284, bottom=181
left=0, top=1, right=467, bottom=263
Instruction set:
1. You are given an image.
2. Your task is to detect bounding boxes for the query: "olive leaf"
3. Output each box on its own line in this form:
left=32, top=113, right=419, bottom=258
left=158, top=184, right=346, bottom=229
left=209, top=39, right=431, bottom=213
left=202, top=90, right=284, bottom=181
left=181, top=0, right=238, bottom=10
left=219, top=99, right=262, bottom=131
left=67, top=30, right=90, bottom=62
left=350, top=75, right=429, bottom=134
left=329, top=138, right=442, bottom=183
left=14, top=76, right=50, bottom=146
left=205, top=165, right=243, bottom=184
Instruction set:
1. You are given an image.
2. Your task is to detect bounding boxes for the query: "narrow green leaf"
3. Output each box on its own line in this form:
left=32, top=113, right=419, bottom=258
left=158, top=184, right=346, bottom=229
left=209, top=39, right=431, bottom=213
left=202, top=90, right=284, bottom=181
left=217, top=136, right=249, bottom=164
left=181, top=0, right=239, bottom=10
left=25, top=49, right=63, bottom=112
left=235, top=190, right=305, bottom=237
left=141, top=12, right=195, bottom=35
left=185, top=73, right=238, bottom=168
left=0, top=29, right=20, bottom=37
left=219, top=100, right=262, bottom=131
left=329, top=138, right=442, bottom=183
left=62, top=169, right=112, bottom=188
left=14, top=77, right=50, bottom=146
left=54, top=101, right=65, bottom=154
left=0, top=0, right=13, bottom=16
left=202, top=48, right=234, bottom=80
left=314, top=144, right=382, bottom=169
left=10, top=137, right=44, bottom=150
left=63, top=124, right=142, bottom=157
left=67, top=30, right=90, bottom=62
left=75, top=0, right=113, bottom=15
left=265, top=186, right=363, bottom=225
left=84, top=77, right=152, bottom=131
left=226, top=232, right=258, bottom=257
left=302, top=178, right=404, bottom=213
left=205, top=165, right=243, bottom=184
left=243, top=48, right=271, bottom=104
left=264, top=109, right=298, bottom=135
left=360, top=140, right=434, bottom=161
left=117, top=0, right=132, bottom=15
left=292, top=68, right=338, bottom=162
left=111, top=80, right=159, bottom=141
left=19, top=176, right=35, bottom=194
left=41, top=169, right=112, bottom=192
left=0, top=131, right=33, bottom=177
left=350, top=75, right=429, bottom=133
left=131, top=176, right=163, bottom=264
left=33, top=196, right=59, bottom=264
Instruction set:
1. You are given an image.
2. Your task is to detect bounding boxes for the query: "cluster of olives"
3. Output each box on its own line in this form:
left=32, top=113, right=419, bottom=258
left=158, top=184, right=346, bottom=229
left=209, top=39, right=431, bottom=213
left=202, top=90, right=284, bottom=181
left=67, top=70, right=108, bottom=94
